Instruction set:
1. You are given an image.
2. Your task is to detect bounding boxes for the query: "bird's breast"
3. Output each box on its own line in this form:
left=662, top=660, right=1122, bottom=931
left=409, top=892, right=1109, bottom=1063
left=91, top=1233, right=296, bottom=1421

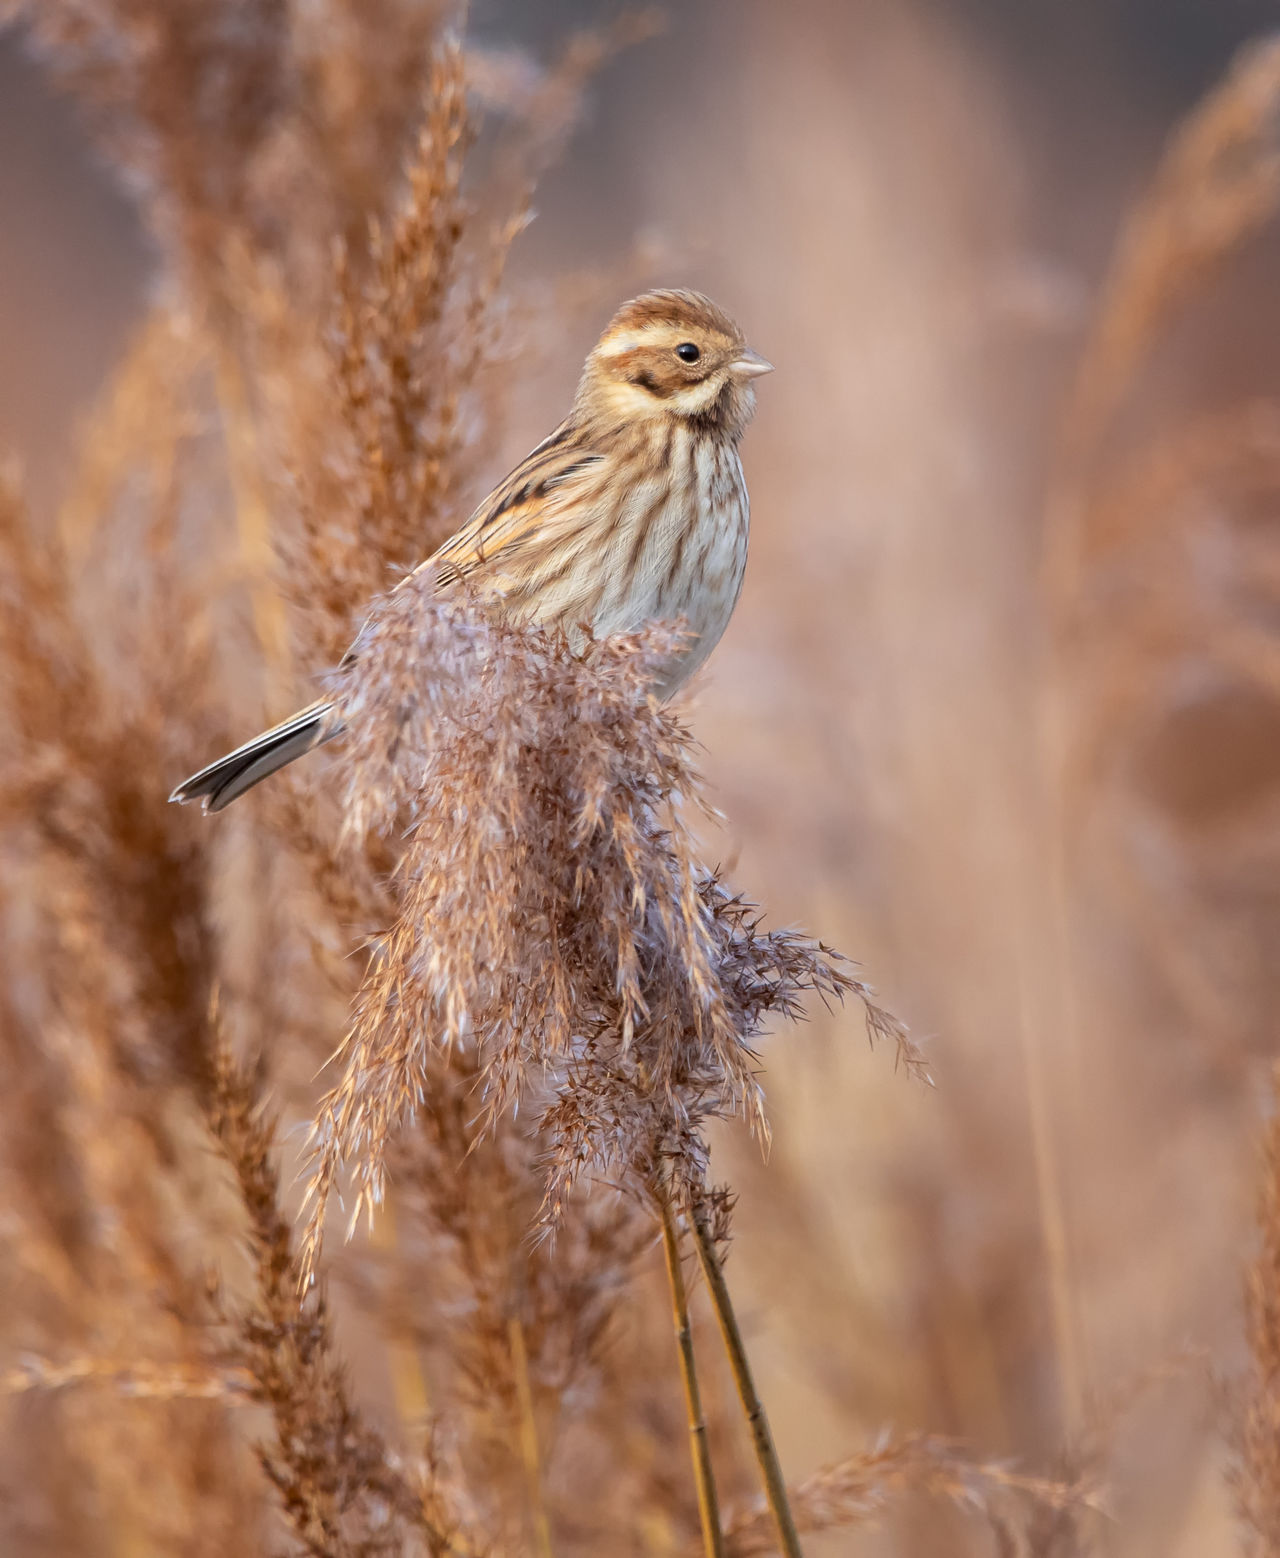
left=591, top=429, right=750, bottom=695
left=483, top=424, right=750, bottom=698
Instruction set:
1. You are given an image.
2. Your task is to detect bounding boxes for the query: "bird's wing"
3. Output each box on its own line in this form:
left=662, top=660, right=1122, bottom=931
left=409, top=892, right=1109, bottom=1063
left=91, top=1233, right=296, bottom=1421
left=333, top=422, right=605, bottom=672
left=400, top=420, right=605, bottom=592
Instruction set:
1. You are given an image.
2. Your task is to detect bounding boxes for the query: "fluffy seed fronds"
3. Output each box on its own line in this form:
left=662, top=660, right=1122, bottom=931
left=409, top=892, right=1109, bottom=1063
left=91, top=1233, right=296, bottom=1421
left=720, top=1433, right=1100, bottom=1556
left=208, top=1034, right=482, bottom=1557
left=300, top=574, right=889, bottom=1281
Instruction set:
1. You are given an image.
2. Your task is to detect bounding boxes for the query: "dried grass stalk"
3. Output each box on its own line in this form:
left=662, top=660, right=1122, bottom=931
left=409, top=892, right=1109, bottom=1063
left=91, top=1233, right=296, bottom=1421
left=661, top=1190, right=725, bottom=1558
left=1033, top=31, right=1280, bottom=1451
left=207, top=1033, right=482, bottom=1558
left=688, top=1198, right=802, bottom=1558
left=1052, top=31, right=1280, bottom=527
left=1231, top=1066, right=1280, bottom=1554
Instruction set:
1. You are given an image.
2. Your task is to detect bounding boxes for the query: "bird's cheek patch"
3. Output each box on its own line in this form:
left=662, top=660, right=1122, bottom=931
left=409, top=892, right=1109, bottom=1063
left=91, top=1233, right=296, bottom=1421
left=600, top=377, right=672, bottom=420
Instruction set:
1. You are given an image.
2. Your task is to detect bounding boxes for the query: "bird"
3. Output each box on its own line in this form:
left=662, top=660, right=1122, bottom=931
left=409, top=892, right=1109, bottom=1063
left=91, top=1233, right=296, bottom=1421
left=170, top=289, right=772, bottom=812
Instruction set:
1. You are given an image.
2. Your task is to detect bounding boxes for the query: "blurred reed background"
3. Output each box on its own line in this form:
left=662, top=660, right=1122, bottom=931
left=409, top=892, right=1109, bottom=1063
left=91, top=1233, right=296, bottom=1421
left=2, top=1, right=1280, bottom=1553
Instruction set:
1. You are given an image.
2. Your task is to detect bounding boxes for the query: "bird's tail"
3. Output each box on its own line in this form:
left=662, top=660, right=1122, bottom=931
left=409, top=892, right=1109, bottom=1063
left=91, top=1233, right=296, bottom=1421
left=169, top=700, right=337, bottom=812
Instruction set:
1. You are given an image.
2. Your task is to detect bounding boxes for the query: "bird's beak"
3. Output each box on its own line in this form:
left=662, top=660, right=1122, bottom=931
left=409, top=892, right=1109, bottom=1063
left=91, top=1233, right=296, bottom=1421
left=729, top=349, right=774, bottom=380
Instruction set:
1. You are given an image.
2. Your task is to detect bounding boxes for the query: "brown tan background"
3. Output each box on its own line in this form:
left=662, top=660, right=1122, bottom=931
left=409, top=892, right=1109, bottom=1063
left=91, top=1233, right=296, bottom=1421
left=2, top=2, right=1279, bottom=1553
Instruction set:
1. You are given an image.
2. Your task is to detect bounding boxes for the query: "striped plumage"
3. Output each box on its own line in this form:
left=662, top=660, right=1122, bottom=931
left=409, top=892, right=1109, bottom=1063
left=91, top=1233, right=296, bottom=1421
left=171, top=290, right=771, bottom=811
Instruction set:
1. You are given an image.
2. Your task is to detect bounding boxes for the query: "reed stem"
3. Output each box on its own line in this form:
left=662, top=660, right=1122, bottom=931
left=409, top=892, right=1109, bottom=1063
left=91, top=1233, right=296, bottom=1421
left=688, top=1199, right=803, bottom=1558
left=659, top=1190, right=725, bottom=1558
left=508, top=1315, right=555, bottom=1558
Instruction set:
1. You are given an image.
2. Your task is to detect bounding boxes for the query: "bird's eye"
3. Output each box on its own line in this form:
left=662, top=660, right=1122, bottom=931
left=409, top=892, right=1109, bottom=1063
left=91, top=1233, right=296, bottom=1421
left=675, top=342, right=701, bottom=363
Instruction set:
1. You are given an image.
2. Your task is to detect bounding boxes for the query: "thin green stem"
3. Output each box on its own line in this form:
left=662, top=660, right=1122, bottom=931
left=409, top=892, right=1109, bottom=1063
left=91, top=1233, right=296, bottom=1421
left=688, top=1199, right=803, bottom=1558
left=659, top=1190, right=725, bottom=1558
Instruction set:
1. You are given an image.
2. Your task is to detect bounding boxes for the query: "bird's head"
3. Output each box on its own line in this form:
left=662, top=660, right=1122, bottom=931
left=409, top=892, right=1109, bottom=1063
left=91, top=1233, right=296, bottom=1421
left=576, top=289, right=772, bottom=439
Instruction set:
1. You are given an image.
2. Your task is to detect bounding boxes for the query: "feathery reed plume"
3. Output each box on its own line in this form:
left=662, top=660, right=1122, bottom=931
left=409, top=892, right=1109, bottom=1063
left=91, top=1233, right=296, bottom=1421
left=299, top=570, right=919, bottom=1281
left=287, top=554, right=926, bottom=1546
left=1037, top=31, right=1280, bottom=1083
left=1050, top=32, right=1280, bottom=544
left=1028, top=32, right=1280, bottom=1447
left=0, top=458, right=259, bottom=1549
left=720, top=1434, right=1098, bottom=1557
left=206, top=1030, right=482, bottom=1557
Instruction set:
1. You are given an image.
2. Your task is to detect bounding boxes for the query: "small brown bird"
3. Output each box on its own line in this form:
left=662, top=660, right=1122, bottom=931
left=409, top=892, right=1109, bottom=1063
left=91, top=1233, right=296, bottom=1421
left=170, top=289, right=772, bottom=811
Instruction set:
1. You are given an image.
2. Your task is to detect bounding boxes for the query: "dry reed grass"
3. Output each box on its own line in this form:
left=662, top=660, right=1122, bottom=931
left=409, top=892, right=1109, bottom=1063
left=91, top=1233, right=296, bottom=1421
left=1, top=2, right=1279, bottom=1554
